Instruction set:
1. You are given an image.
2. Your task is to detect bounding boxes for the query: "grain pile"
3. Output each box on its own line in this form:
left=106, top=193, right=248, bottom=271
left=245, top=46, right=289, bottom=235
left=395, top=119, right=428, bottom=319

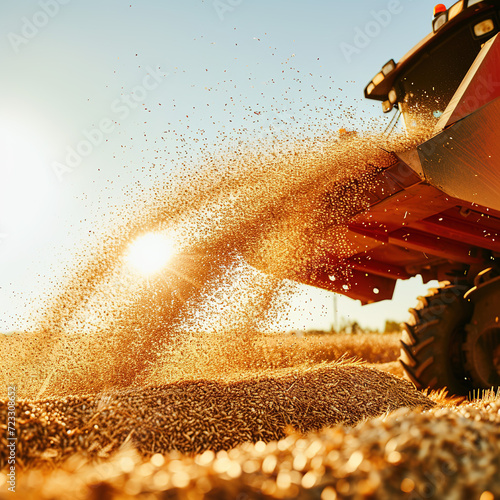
left=2, top=396, right=498, bottom=499
left=0, top=362, right=433, bottom=468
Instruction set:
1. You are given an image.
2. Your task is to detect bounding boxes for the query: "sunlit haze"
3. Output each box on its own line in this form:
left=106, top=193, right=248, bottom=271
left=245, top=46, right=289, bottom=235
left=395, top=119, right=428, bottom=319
left=0, top=0, right=442, bottom=332
left=125, top=233, right=176, bottom=275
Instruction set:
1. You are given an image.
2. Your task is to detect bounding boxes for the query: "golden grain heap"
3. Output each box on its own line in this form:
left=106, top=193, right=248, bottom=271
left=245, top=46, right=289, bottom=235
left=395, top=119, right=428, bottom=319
left=2, top=395, right=499, bottom=499
left=0, top=362, right=433, bottom=467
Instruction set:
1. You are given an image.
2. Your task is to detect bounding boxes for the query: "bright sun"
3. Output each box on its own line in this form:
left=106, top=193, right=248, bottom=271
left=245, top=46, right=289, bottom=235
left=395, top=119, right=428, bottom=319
left=125, top=232, right=176, bottom=275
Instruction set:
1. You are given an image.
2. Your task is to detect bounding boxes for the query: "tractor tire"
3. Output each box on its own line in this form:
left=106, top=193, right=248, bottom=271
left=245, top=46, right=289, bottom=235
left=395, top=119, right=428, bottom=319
left=399, top=284, right=474, bottom=396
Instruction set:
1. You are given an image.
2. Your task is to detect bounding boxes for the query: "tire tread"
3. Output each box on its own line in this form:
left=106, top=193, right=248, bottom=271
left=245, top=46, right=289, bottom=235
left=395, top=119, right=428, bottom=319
left=398, top=285, right=473, bottom=395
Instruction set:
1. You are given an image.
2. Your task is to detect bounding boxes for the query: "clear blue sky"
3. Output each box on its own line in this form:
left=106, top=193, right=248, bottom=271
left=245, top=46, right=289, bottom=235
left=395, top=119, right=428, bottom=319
left=0, top=0, right=443, bottom=332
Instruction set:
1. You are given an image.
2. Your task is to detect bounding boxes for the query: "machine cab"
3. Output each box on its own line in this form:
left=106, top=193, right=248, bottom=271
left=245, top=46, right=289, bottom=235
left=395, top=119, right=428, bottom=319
left=365, top=1, right=500, bottom=133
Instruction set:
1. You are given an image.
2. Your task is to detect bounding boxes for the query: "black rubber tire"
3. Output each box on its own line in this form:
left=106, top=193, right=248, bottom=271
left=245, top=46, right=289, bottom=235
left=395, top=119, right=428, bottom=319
left=399, top=284, right=474, bottom=396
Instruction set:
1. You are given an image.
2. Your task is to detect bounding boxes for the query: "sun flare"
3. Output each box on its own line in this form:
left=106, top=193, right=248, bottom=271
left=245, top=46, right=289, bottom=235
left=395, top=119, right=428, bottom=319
left=125, top=232, right=176, bottom=275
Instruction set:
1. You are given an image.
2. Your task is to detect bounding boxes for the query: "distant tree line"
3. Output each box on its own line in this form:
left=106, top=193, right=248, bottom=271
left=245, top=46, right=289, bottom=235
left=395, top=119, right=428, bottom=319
left=301, top=319, right=402, bottom=335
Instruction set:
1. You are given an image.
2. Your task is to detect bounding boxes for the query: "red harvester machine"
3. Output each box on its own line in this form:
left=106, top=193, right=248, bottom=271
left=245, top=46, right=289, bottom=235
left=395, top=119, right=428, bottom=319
left=302, top=1, right=500, bottom=395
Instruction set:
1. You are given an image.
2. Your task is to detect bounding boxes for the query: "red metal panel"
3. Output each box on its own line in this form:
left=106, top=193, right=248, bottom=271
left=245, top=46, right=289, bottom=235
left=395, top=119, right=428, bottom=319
left=301, top=267, right=396, bottom=304
left=348, top=257, right=412, bottom=280
left=349, top=183, right=458, bottom=239
left=419, top=98, right=500, bottom=212
left=413, top=212, right=500, bottom=253
left=440, top=34, right=500, bottom=128
left=388, top=227, right=484, bottom=264
left=308, top=126, right=500, bottom=303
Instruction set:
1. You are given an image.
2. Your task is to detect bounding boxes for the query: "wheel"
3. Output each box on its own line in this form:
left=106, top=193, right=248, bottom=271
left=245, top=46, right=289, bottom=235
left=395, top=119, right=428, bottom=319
left=463, top=271, right=500, bottom=390
left=399, top=284, right=473, bottom=395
